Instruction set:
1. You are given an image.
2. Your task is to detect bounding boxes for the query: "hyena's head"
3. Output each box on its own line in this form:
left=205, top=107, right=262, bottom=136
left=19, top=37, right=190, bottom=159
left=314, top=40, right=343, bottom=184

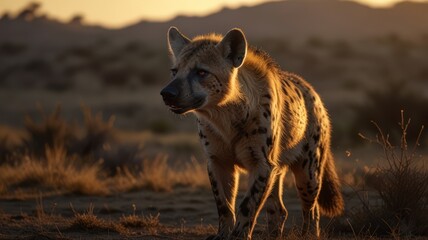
left=160, top=27, right=247, bottom=114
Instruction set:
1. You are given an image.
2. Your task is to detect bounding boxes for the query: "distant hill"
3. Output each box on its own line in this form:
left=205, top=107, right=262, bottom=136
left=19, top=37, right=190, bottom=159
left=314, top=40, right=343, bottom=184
left=116, top=0, right=428, bottom=43
left=1, top=0, right=428, bottom=48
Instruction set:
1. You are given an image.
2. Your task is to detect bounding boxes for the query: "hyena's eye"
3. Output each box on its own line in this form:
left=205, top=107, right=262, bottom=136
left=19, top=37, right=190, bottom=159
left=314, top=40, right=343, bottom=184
left=170, top=68, right=178, bottom=77
left=197, top=69, right=209, bottom=78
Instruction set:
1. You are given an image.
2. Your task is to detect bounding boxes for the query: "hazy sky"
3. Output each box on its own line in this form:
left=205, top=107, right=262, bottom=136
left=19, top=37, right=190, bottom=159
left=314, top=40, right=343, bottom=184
left=1, top=0, right=427, bottom=28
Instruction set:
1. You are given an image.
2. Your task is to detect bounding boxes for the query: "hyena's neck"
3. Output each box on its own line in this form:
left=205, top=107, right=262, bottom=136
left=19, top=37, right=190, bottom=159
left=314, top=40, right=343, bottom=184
left=195, top=98, right=251, bottom=141
left=195, top=67, right=273, bottom=141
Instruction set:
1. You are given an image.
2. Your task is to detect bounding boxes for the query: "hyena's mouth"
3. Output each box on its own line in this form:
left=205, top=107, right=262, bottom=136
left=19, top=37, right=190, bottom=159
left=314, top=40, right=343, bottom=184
left=168, top=98, right=205, bottom=114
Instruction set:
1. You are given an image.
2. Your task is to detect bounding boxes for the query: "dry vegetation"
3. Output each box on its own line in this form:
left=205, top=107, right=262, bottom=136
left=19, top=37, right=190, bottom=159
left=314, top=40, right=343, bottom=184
left=0, top=106, right=209, bottom=199
left=345, top=112, right=428, bottom=237
left=1, top=108, right=427, bottom=239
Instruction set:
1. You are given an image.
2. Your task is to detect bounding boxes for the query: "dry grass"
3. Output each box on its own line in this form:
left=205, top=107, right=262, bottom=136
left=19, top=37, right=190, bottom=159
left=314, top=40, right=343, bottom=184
left=0, top=106, right=210, bottom=199
left=0, top=145, right=108, bottom=198
left=68, top=203, right=129, bottom=235
left=112, top=156, right=209, bottom=192
left=119, top=205, right=160, bottom=235
left=0, top=150, right=209, bottom=199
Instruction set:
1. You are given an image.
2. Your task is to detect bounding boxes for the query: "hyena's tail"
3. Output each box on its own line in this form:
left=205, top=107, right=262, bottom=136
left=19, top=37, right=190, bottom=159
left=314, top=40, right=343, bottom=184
left=318, top=151, right=344, bottom=217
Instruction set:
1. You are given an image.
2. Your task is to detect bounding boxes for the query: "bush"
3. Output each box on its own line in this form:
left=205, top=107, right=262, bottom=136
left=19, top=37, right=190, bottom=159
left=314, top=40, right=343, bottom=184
left=24, top=105, right=115, bottom=158
left=24, top=105, right=75, bottom=156
left=351, top=111, right=428, bottom=236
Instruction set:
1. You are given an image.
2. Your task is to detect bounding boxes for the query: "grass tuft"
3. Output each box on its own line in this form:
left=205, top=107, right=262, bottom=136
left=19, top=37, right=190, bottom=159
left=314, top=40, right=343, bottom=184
left=120, top=211, right=160, bottom=235
left=69, top=204, right=129, bottom=234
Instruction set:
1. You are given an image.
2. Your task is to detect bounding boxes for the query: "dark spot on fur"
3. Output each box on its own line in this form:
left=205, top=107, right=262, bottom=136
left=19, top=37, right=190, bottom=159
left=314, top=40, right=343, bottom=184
left=303, top=143, right=309, bottom=152
left=263, top=112, right=268, bottom=119
left=313, top=134, right=320, bottom=143
left=263, top=94, right=271, bottom=99
left=251, top=184, right=259, bottom=196
left=266, top=137, right=273, bottom=147
left=295, top=88, right=302, bottom=99
left=205, top=141, right=210, bottom=146
left=258, top=127, right=267, bottom=134
left=258, top=175, right=267, bottom=182
left=198, top=130, right=205, bottom=139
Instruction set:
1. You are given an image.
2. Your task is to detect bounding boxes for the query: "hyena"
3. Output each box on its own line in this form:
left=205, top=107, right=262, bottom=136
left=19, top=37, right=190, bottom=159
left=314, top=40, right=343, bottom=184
left=160, top=27, right=344, bottom=239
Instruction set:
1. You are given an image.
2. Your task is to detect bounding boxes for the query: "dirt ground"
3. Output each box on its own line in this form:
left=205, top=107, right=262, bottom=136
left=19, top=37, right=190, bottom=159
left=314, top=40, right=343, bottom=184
left=0, top=187, right=368, bottom=240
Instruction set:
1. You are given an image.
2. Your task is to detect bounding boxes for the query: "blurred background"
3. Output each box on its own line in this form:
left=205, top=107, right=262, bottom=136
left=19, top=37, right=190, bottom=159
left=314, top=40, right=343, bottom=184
left=1, top=0, right=428, bottom=176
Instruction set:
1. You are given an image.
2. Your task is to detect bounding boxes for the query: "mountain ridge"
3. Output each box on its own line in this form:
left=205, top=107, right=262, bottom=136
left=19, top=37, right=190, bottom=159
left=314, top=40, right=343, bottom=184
left=1, top=0, right=428, bottom=48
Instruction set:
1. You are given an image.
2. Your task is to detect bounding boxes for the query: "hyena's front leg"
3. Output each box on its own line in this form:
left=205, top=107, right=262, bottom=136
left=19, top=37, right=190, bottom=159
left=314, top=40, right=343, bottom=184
left=206, top=159, right=239, bottom=240
left=230, top=160, right=276, bottom=240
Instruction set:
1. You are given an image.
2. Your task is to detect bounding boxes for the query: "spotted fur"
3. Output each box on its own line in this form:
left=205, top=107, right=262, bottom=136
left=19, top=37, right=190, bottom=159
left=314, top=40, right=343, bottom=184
left=161, top=27, right=344, bottom=240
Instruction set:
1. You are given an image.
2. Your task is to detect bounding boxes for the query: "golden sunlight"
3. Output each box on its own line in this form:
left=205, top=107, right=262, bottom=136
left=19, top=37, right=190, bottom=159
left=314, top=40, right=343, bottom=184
left=1, top=0, right=427, bottom=28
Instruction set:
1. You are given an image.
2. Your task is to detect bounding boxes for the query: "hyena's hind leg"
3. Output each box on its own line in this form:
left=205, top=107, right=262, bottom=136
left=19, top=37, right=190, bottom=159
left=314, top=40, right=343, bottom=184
left=290, top=147, right=323, bottom=237
left=265, top=170, right=288, bottom=238
left=206, top=159, right=239, bottom=240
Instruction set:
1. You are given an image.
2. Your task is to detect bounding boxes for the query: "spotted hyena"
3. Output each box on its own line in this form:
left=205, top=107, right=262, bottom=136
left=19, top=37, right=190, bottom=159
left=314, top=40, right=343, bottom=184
left=160, top=27, right=344, bottom=239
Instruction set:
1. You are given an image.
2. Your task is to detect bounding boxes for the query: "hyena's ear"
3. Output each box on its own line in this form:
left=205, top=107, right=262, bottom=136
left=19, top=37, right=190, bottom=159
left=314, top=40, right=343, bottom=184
left=216, top=28, right=247, bottom=68
left=168, top=27, right=191, bottom=59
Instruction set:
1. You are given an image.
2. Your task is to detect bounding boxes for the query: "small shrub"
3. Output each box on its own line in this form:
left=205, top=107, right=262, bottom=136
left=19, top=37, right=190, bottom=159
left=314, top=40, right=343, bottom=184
left=352, top=111, right=428, bottom=236
left=77, top=106, right=116, bottom=156
left=24, top=105, right=75, bottom=156
left=23, top=105, right=115, bottom=158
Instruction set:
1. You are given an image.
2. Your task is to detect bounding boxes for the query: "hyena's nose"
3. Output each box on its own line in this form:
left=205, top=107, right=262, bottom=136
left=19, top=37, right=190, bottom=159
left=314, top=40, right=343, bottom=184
left=160, top=86, right=178, bottom=104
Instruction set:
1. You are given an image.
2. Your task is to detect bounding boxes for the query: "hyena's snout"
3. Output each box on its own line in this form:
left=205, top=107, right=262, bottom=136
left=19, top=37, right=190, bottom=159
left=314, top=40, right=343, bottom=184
left=160, top=82, right=179, bottom=106
left=160, top=79, right=206, bottom=114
